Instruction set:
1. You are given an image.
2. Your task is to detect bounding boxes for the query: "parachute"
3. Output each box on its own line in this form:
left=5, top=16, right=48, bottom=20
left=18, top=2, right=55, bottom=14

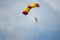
left=22, top=3, right=39, bottom=15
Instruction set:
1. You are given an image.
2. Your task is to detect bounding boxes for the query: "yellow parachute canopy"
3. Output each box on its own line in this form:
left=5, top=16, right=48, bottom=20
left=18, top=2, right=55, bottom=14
left=22, top=3, right=39, bottom=15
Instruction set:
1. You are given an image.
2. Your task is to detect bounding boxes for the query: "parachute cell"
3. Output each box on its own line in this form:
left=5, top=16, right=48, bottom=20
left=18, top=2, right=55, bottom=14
left=22, top=3, right=39, bottom=15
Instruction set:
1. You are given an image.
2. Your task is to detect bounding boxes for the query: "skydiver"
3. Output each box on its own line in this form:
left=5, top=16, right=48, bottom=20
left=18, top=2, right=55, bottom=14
left=34, top=17, right=38, bottom=23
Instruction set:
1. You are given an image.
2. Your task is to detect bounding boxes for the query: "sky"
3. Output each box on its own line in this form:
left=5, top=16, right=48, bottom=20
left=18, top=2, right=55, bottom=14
left=0, top=0, right=60, bottom=40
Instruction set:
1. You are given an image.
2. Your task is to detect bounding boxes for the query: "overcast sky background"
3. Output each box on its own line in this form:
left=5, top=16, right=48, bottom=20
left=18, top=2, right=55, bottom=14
left=0, top=0, right=60, bottom=40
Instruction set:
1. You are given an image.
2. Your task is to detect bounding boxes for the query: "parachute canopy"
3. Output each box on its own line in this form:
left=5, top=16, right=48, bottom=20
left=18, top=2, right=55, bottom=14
left=22, top=3, right=39, bottom=15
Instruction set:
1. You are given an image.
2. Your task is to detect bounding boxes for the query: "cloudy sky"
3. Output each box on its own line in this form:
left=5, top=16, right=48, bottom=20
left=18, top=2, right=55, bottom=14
left=0, top=0, right=60, bottom=40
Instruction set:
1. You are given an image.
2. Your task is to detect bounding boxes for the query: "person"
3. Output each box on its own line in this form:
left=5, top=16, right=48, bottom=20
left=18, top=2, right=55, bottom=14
left=34, top=16, right=38, bottom=23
